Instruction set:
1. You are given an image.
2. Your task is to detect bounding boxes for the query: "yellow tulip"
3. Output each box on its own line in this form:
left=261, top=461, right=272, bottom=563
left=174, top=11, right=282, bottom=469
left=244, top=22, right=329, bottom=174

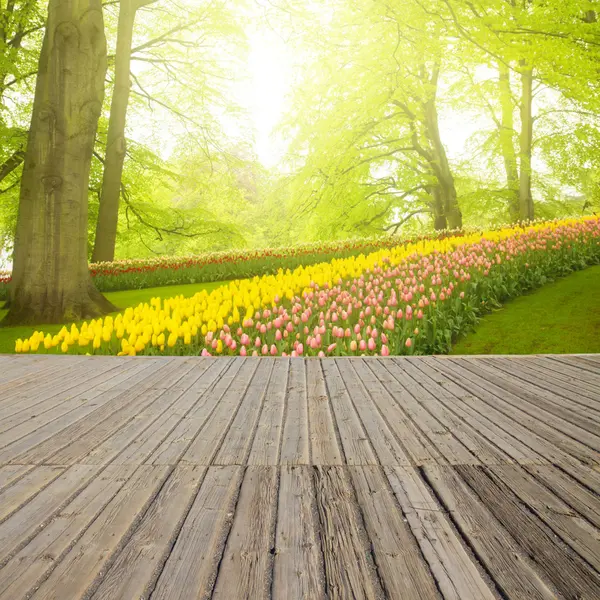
left=15, top=339, right=23, bottom=353
left=93, top=336, right=102, bottom=350
left=157, top=333, right=165, bottom=346
left=135, top=339, right=145, bottom=352
left=60, top=341, right=68, bottom=353
left=167, top=332, right=177, bottom=348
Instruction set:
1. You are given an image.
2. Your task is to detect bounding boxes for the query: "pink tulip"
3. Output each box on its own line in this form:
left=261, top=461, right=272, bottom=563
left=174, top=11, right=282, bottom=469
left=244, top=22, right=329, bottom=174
left=240, top=346, right=247, bottom=356
left=381, top=344, right=390, bottom=356
left=367, top=338, right=376, bottom=351
left=405, top=338, right=412, bottom=348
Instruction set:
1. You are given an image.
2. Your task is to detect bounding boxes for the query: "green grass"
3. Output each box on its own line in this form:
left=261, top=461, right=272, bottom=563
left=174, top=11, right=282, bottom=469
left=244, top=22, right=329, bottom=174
left=451, top=265, right=600, bottom=355
left=0, top=280, right=229, bottom=354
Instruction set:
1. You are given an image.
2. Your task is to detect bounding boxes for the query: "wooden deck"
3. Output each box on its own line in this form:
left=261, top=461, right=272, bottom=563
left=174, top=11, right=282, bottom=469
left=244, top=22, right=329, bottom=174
left=0, top=354, right=598, bottom=599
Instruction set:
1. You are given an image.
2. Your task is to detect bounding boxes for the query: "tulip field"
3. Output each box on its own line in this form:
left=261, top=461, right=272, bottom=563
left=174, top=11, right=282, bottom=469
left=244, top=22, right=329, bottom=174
left=0, top=231, right=463, bottom=301
left=12, top=216, right=600, bottom=357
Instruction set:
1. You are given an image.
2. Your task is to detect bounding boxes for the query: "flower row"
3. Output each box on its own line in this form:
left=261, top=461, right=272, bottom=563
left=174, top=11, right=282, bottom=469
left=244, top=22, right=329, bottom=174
left=14, top=217, right=600, bottom=356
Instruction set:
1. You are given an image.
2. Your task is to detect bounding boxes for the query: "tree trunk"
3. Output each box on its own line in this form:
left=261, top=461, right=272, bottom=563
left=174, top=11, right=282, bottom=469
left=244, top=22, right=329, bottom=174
left=423, top=92, right=462, bottom=230
left=518, top=64, right=534, bottom=221
left=91, top=0, right=138, bottom=263
left=498, top=62, right=520, bottom=221
left=2, top=0, right=117, bottom=326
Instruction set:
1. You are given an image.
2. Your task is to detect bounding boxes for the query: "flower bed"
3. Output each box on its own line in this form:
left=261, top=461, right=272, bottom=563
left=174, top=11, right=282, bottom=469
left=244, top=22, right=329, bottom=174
left=13, top=217, right=600, bottom=356
left=0, top=231, right=461, bottom=301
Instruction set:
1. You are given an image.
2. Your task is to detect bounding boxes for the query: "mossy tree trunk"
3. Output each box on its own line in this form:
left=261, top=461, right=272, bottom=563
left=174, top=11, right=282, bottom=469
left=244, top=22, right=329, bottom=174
left=91, top=0, right=155, bottom=264
left=2, top=0, right=117, bottom=326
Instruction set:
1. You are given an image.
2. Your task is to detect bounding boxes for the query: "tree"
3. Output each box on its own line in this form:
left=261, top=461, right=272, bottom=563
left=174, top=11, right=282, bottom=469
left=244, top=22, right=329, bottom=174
left=91, top=0, right=156, bottom=263
left=2, top=0, right=117, bottom=325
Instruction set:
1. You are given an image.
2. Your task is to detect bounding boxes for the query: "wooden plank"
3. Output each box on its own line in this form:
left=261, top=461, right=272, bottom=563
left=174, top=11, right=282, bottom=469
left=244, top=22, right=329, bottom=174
left=484, top=465, right=600, bottom=572
left=0, top=360, right=161, bottom=463
left=0, top=464, right=101, bottom=565
left=346, top=361, right=442, bottom=466
left=147, top=358, right=243, bottom=465
left=34, top=358, right=199, bottom=466
left=321, top=360, right=377, bottom=465
left=272, top=466, right=325, bottom=600
left=0, top=464, right=139, bottom=600
left=495, top=357, right=600, bottom=409
left=385, top=465, right=496, bottom=600
left=0, top=357, right=137, bottom=421
left=0, top=465, right=65, bottom=523
left=537, top=356, right=600, bottom=387
left=399, top=358, right=514, bottom=465
left=387, top=358, right=491, bottom=465
left=59, top=465, right=205, bottom=600
left=279, top=359, right=310, bottom=465
left=357, top=359, right=441, bottom=466
left=459, top=357, right=600, bottom=435
left=422, top=357, right=600, bottom=494
left=149, top=466, right=243, bottom=600
left=86, top=359, right=228, bottom=466
left=350, top=465, right=440, bottom=599
left=248, top=359, right=289, bottom=466
left=29, top=465, right=172, bottom=600
left=429, top=357, right=600, bottom=468
left=313, top=466, right=384, bottom=599
left=335, top=359, right=412, bottom=465
left=0, top=464, right=33, bottom=492
left=525, top=464, right=600, bottom=530
left=181, top=360, right=259, bottom=465
left=550, top=354, right=600, bottom=376
left=213, top=359, right=275, bottom=465
left=0, top=355, right=55, bottom=386
left=212, top=466, right=278, bottom=599
left=305, top=360, right=343, bottom=465
left=456, top=464, right=600, bottom=598
left=424, top=465, right=557, bottom=600
left=0, top=358, right=87, bottom=401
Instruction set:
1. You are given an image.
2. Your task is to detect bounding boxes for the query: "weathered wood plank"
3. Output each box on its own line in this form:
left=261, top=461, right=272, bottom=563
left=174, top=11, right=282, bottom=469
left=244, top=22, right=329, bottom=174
left=150, top=466, right=243, bottom=600
left=87, top=359, right=228, bottom=466
left=248, top=359, right=289, bottom=466
left=0, top=360, right=163, bottom=464
left=484, top=465, right=600, bottom=572
left=181, top=360, right=259, bottom=465
left=0, top=464, right=33, bottom=492
left=0, top=465, right=65, bottom=523
left=424, top=465, right=557, bottom=599
left=0, top=464, right=102, bottom=566
left=12, top=358, right=190, bottom=465
left=147, top=357, right=243, bottom=465
left=279, top=359, right=310, bottom=465
left=0, top=358, right=146, bottom=434
left=335, top=359, right=412, bottom=465
left=212, top=466, right=278, bottom=599
left=81, top=465, right=206, bottom=600
left=0, top=464, right=139, bottom=600
left=459, top=357, right=600, bottom=434
left=321, top=360, right=377, bottom=465
left=313, top=466, right=384, bottom=599
left=305, top=360, right=342, bottom=465
left=491, top=357, right=600, bottom=410
left=213, top=359, right=275, bottom=465
left=429, top=357, right=600, bottom=468
left=272, top=466, right=325, bottom=600
left=385, top=465, right=496, bottom=600
left=350, top=465, right=440, bottom=599
left=456, top=464, right=600, bottom=598
left=350, top=359, right=436, bottom=466
left=399, top=358, right=514, bottom=465
left=29, top=465, right=171, bottom=600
